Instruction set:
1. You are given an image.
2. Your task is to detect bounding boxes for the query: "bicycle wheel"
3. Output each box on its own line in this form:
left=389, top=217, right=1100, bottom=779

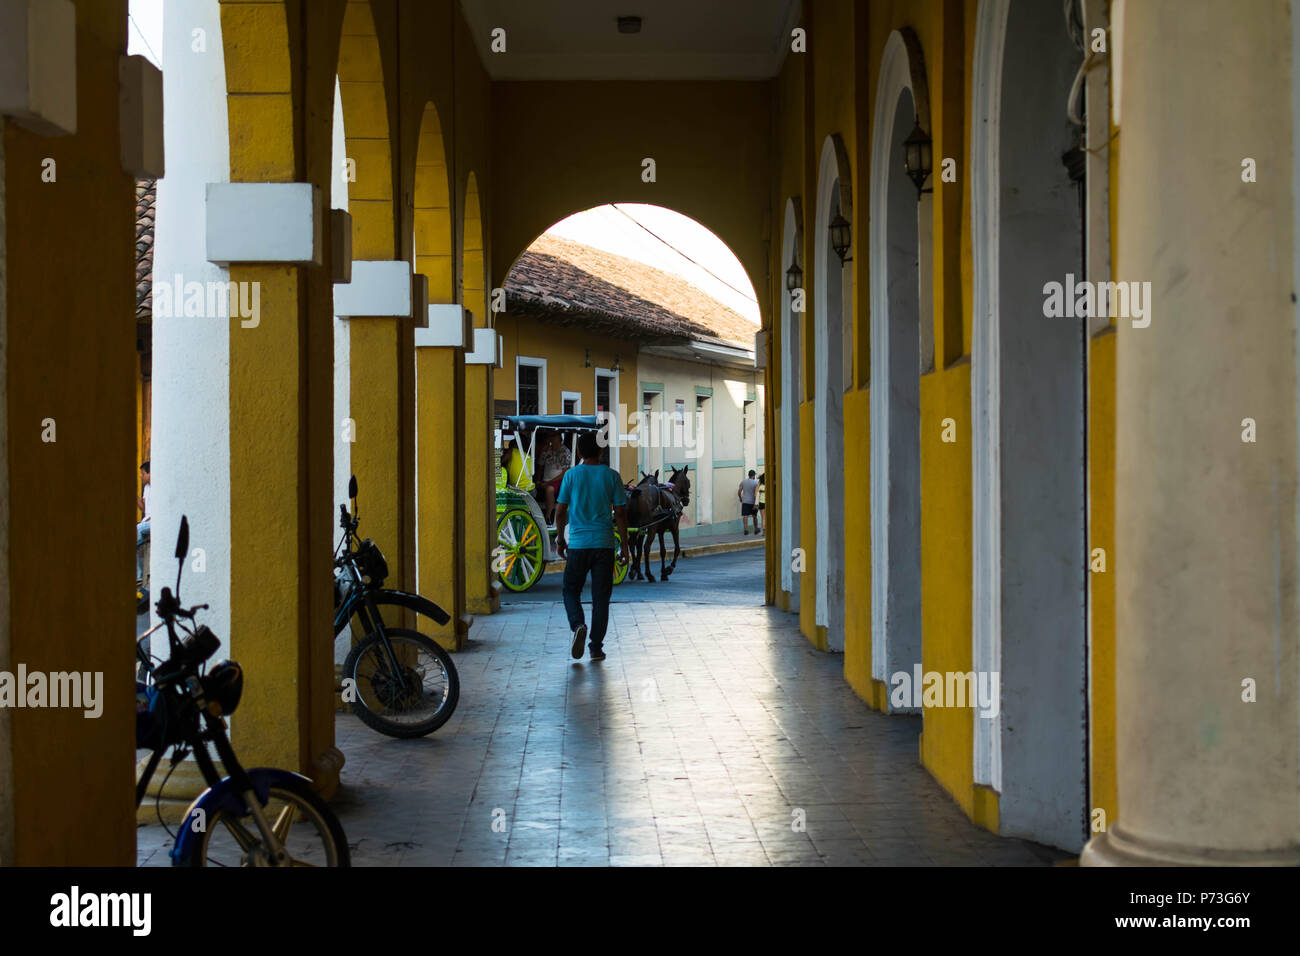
left=497, top=508, right=546, bottom=591
left=186, top=776, right=350, bottom=867
left=613, top=529, right=629, bottom=585
left=341, top=627, right=459, bottom=738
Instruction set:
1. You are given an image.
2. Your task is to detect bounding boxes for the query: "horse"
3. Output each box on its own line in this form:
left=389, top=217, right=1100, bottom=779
left=625, top=471, right=664, bottom=581
left=646, top=465, right=690, bottom=580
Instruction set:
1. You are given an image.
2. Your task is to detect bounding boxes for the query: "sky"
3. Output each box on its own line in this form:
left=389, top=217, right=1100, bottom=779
left=127, top=1, right=758, bottom=326
left=127, top=0, right=163, bottom=69
left=545, top=204, right=761, bottom=325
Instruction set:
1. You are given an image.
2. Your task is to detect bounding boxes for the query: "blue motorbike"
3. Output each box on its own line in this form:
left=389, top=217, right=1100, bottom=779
left=136, top=516, right=350, bottom=867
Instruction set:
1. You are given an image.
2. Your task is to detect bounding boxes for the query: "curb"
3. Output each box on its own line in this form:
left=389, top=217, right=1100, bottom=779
left=542, top=536, right=764, bottom=575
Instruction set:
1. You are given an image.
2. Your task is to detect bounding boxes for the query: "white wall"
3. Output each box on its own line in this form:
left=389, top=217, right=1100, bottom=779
left=151, top=0, right=232, bottom=651
left=634, top=353, right=761, bottom=535
left=332, top=79, right=350, bottom=520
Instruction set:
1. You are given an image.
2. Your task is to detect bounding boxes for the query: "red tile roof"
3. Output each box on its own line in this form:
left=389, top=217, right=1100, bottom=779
left=504, top=234, right=757, bottom=347
left=136, top=179, right=156, bottom=319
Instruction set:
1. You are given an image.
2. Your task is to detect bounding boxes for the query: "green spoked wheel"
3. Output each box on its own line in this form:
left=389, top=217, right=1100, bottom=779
left=497, top=508, right=546, bottom=592
left=613, top=529, right=630, bottom=586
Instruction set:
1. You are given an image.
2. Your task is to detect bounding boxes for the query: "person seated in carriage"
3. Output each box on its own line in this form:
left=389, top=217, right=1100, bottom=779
left=535, top=428, right=572, bottom=524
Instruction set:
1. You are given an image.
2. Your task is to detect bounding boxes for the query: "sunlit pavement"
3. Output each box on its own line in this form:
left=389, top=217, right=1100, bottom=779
left=138, top=550, right=1066, bottom=866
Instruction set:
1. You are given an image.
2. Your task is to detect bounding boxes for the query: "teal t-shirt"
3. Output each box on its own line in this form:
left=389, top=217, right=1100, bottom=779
left=557, top=463, right=627, bottom=549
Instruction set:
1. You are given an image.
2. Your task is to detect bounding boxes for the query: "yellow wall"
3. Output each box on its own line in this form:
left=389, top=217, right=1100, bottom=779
left=917, top=363, right=975, bottom=816
left=489, top=81, right=772, bottom=314
left=1089, top=329, right=1117, bottom=830
left=495, top=313, right=639, bottom=485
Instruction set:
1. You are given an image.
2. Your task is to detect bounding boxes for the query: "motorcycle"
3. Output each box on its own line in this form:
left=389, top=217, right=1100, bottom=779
left=333, top=475, right=460, bottom=738
left=136, top=516, right=350, bottom=866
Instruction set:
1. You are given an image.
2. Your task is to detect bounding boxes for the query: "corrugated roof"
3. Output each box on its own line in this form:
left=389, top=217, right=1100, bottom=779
left=504, top=234, right=757, bottom=347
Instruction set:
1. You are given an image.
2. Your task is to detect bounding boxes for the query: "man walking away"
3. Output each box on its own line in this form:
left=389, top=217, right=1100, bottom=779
left=556, top=431, right=630, bottom=662
left=738, top=469, right=760, bottom=535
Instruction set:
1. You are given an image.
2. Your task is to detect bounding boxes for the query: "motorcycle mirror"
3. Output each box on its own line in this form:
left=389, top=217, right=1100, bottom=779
left=175, top=515, right=190, bottom=560
left=348, top=474, right=358, bottom=500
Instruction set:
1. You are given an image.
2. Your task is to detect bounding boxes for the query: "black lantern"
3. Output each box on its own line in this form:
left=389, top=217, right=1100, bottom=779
left=785, top=261, right=803, bottom=293
left=829, top=213, right=852, bottom=264
left=903, top=120, right=933, bottom=196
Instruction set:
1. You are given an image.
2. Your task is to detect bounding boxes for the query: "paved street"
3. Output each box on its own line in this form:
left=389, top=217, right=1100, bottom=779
left=503, top=543, right=765, bottom=607
left=139, top=549, right=1066, bottom=866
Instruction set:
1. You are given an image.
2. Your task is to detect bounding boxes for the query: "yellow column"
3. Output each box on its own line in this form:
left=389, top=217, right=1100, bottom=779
left=416, top=345, right=469, bottom=645
left=463, top=359, right=499, bottom=615
left=1, top=0, right=136, bottom=864
left=222, top=0, right=340, bottom=795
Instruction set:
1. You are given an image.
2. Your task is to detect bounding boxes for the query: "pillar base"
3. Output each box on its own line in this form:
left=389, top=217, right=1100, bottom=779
left=310, top=745, right=345, bottom=800
left=1082, top=824, right=1300, bottom=867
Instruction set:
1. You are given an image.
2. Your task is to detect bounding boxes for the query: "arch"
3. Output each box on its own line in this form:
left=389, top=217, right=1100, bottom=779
left=493, top=201, right=767, bottom=333
left=868, top=29, right=929, bottom=695
left=336, top=0, right=394, bottom=259
left=780, top=196, right=804, bottom=609
left=813, top=134, right=851, bottom=649
left=413, top=102, right=454, bottom=302
left=462, top=172, right=487, bottom=322
left=971, top=0, right=1088, bottom=851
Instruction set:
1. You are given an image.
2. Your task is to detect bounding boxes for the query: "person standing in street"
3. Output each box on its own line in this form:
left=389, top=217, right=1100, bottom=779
left=136, top=460, right=152, bottom=582
left=738, top=469, right=760, bottom=535
left=555, top=431, right=630, bottom=662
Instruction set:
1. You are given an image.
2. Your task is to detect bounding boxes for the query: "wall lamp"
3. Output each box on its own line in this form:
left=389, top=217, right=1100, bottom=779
left=829, top=214, right=852, bottom=264
left=903, top=119, right=934, bottom=197
left=785, top=261, right=803, bottom=294
left=611, top=354, right=624, bottom=373
left=584, top=348, right=592, bottom=368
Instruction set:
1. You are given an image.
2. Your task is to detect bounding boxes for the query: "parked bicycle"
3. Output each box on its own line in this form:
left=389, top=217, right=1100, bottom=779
left=136, top=516, right=350, bottom=866
left=333, top=475, right=460, bottom=738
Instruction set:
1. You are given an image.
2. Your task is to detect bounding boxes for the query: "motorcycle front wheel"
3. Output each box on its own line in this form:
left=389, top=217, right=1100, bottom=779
left=341, top=627, right=460, bottom=738
left=185, top=777, right=350, bottom=867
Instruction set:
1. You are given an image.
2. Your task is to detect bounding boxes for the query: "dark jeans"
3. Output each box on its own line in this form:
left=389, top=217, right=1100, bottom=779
left=562, top=547, right=614, bottom=650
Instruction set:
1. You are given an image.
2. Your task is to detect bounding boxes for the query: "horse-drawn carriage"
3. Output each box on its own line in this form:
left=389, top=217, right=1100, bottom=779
left=494, top=414, right=630, bottom=592
left=493, top=413, right=693, bottom=593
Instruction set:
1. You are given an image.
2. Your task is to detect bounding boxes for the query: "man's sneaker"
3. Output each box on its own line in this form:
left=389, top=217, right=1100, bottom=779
left=570, top=625, right=588, bottom=659
left=589, top=649, right=606, bottom=662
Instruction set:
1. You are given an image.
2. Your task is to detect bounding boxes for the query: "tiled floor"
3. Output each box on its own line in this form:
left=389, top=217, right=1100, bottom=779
left=139, top=553, right=1068, bottom=866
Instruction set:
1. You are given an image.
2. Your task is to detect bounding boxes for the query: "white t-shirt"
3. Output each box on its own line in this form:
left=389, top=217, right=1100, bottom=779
left=739, top=477, right=759, bottom=504
left=142, top=482, right=152, bottom=521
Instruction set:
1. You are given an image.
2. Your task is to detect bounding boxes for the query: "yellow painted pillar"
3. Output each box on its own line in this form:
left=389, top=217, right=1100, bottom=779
left=463, top=357, right=499, bottom=615
left=221, top=0, right=341, bottom=795
left=416, top=342, right=469, bottom=646
left=1, top=0, right=137, bottom=864
left=347, top=315, right=413, bottom=598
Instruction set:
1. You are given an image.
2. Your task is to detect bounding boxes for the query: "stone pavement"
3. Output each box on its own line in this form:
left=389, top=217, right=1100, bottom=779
left=138, top=555, right=1068, bottom=867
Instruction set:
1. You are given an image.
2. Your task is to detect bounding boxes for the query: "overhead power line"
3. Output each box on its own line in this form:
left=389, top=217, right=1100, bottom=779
left=129, top=14, right=161, bottom=66
left=610, top=204, right=759, bottom=307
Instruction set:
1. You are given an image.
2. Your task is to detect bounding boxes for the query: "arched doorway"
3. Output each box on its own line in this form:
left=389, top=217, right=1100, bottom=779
left=814, top=137, right=850, bottom=650
left=779, top=197, right=803, bottom=611
left=971, top=0, right=1088, bottom=851
left=868, top=30, right=929, bottom=702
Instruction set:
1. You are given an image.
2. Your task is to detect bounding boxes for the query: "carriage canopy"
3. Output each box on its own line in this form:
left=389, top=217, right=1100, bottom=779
left=499, top=414, right=604, bottom=431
